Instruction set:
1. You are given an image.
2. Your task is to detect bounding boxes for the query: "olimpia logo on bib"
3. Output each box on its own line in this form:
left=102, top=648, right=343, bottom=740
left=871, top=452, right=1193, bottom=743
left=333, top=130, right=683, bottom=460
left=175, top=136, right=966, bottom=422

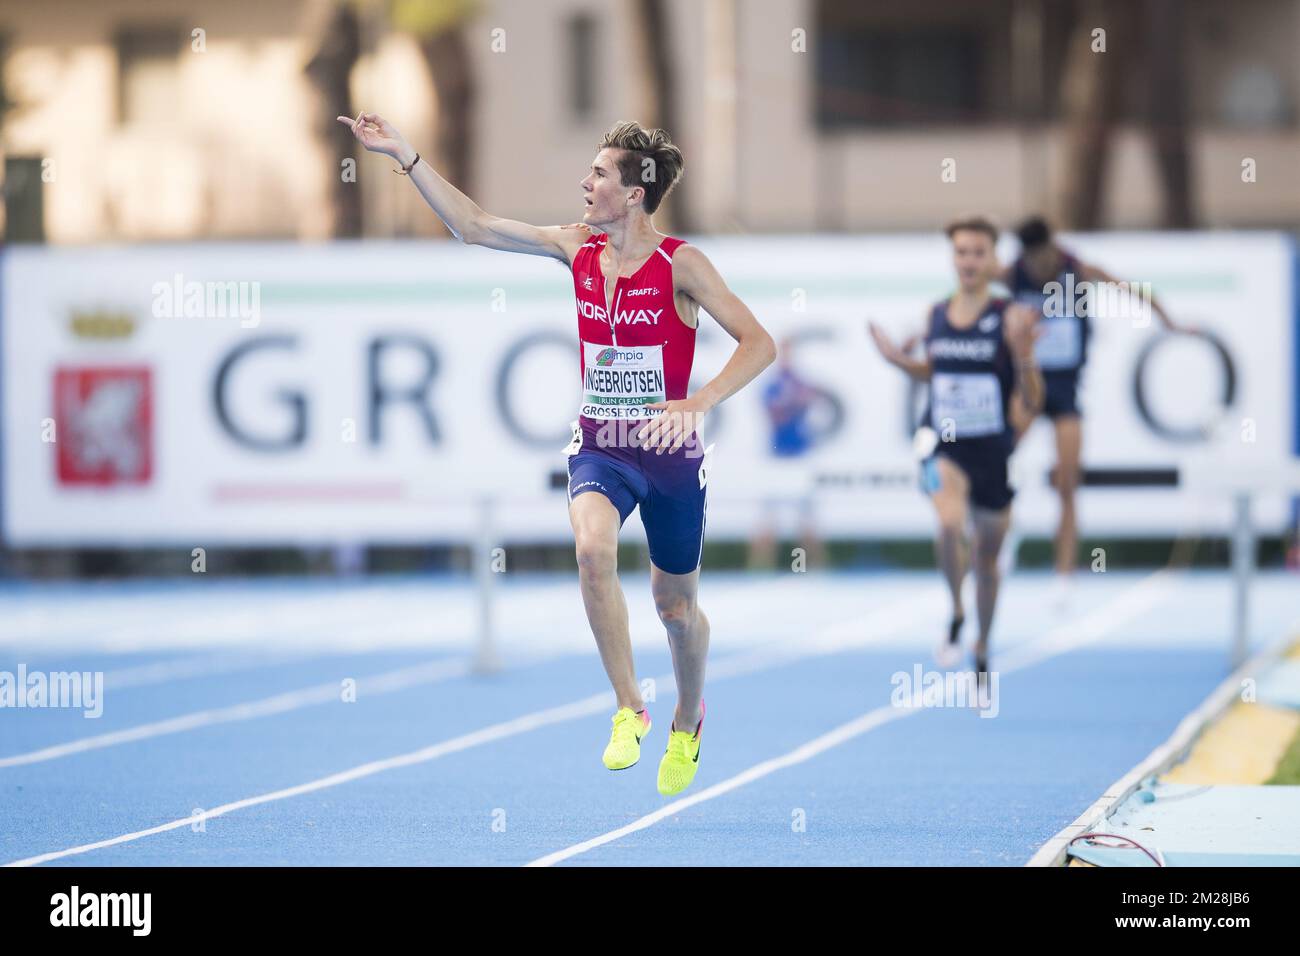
left=595, top=347, right=646, bottom=366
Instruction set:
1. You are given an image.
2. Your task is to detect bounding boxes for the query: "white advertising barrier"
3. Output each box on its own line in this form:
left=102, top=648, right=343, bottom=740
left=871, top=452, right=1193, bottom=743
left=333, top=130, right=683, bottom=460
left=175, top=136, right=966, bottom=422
left=1, top=234, right=1294, bottom=546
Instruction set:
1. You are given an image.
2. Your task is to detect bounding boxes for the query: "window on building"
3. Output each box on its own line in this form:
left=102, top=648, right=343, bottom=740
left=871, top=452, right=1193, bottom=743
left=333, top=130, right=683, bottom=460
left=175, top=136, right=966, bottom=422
left=4, top=157, right=46, bottom=243
left=816, top=24, right=986, bottom=128
left=115, top=26, right=183, bottom=125
left=567, top=14, right=597, bottom=120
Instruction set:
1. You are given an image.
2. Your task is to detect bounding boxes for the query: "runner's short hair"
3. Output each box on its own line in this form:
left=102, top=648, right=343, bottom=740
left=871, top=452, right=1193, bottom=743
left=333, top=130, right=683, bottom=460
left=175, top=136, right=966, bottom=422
left=1016, top=216, right=1053, bottom=249
left=944, top=215, right=999, bottom=244
left=599, top=121, right=684, bottom=215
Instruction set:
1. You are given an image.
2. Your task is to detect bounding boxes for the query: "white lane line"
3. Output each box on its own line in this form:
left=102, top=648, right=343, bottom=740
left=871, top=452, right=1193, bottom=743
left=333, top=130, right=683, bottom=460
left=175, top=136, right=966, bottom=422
left=4, top=591, right=925, bottom=867
left=0, top=575, right=873, bottom=769
left=14, top=576, right=815, bottom=687
left=525, top=707, right=915, bottom=867
left=525, top=570, right=1177, bottom=867
left=0, top=658, right=471, bottom=769
left=4, top=690, right=617, bottom=868
left=0, top=572, right=894, bottom=775
left=102, top=652, right=319, bottom=689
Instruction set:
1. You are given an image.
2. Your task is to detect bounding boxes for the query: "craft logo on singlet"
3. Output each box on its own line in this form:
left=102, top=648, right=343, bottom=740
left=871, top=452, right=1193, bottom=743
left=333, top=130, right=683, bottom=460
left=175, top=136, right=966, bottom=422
left=53, top=367, right=153, bottom=485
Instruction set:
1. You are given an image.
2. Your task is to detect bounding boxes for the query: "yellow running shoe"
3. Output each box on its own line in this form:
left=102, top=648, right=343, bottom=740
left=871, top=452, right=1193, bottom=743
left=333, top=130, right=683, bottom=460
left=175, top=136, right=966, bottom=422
left=657, top=700, right=705, bottom=796
left=602, top=707, right=651, bottom=770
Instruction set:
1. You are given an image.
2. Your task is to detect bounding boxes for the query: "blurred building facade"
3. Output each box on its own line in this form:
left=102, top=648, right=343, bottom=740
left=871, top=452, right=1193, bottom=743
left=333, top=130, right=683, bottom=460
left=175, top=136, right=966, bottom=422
left=1, top=0, right=1298, bottom=243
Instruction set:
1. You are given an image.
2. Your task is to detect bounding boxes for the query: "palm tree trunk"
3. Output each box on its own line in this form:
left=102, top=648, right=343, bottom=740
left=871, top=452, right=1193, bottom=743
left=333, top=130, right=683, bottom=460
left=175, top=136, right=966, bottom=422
left=1145, top=0, right=1193, bottom=227
left=418, top=28, right=474, bottom=207
left=304, top=2, right=362, bottom=237
left=633, top=0, right=691, bottom=231
left=1058, top=0, right=1126, bottom=229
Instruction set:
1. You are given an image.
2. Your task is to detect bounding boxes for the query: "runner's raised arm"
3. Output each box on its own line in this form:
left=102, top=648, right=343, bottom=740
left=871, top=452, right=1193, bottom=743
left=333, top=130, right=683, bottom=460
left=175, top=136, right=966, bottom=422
left=338, top=111, right=586, bottom=263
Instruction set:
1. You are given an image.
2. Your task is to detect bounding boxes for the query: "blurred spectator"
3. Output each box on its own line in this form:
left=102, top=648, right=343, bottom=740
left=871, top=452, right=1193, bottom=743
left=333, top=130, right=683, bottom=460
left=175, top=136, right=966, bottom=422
left=748, top=338, right=825, bottom=570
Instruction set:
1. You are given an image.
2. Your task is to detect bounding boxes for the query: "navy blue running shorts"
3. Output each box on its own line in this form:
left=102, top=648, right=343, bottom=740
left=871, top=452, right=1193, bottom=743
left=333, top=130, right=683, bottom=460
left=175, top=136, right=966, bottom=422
left=934, top=435, right=1014, bottom=512
left=1041, top=371, right=1081, bottom=419
left=565, top=418, right=710, bottom=575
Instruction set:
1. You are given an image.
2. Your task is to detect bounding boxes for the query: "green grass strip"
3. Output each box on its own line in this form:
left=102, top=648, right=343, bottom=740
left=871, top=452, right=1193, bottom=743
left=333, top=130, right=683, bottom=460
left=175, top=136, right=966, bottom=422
left=1266, top=723, right=1300, bottom=785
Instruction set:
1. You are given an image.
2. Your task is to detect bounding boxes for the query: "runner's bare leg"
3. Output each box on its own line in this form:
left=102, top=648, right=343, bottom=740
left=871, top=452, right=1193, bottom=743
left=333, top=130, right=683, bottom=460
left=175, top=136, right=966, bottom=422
left=650, top=564, right=708, bottom=731
left=1053, top=415, right=1082, bottom=576
left=932, top=456, right=971, bottom=622
left=970, top=505, right=1012, bottom=652
left=569, top=492, right=643, bottom=711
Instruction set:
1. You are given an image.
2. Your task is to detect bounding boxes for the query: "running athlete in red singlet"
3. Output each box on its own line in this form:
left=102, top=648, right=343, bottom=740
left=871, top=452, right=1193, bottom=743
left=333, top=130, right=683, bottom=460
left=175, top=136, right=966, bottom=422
left=570, top=231, right=696, bottom=427
left=566, top=231, right=711, bottom=580
left=342, top=113, right=776, bottom=796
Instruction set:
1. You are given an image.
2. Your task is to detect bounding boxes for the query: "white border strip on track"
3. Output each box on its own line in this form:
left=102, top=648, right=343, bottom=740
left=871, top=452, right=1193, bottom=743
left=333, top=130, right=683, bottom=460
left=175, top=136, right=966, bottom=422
left=1025, top=628, right=1297, bottom=867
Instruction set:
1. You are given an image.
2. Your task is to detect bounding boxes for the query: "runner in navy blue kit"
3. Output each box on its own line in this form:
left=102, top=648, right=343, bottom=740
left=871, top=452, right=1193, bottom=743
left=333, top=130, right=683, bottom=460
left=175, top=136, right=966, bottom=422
left=870, top=217, right=1042, bottom=677
left=341, top=112, right=775, bottom=796
left=1002, top=217, right=1191, bottom=601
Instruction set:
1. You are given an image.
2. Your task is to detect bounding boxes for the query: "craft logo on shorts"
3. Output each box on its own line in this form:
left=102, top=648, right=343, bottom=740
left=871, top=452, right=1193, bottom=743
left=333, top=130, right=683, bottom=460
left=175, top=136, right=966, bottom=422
left=54, top=367, right=153, bottom=485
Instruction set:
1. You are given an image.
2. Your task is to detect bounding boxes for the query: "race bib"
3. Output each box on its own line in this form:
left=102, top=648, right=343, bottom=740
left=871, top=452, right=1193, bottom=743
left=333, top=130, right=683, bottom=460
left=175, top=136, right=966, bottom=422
left=1034, top=316, right=1082, bottom=370
left=581, top=341, right=666, bottom=419
left=930, top=372, right=1004, bottom=438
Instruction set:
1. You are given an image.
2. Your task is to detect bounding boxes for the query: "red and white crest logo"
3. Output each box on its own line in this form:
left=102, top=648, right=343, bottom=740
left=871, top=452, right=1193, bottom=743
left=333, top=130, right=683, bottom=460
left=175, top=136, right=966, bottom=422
left=54, top=367, right=153, bottom=485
